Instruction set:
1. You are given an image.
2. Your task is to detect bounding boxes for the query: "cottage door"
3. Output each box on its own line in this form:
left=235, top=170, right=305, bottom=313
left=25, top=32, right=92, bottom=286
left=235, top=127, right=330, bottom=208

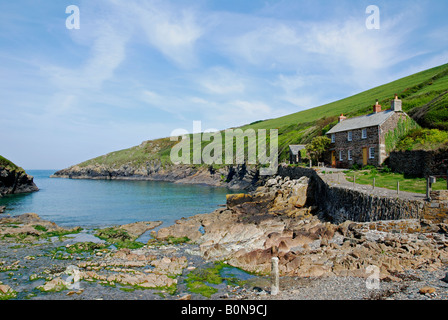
left=362, top=147, right=368, bottom=166
left=331, top=151, right=336, bottom=167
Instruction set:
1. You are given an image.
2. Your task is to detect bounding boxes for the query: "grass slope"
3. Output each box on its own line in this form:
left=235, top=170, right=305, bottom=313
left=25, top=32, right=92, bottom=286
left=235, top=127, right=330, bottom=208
left=76, top=63, right=448, bottom=169
left=0, top=155, right=24, bottom=173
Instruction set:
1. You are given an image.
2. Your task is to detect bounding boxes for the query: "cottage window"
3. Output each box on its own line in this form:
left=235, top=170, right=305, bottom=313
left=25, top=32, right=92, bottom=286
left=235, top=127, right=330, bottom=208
left=362, top=128, right=367, bottom=139
left=331, top=134, right=335, bottom=143
left=347, top=131, right=352, bottom=141
left=339, top=150, right=343, bottom=161
left=348, top=150, right=352, bottom=161
left=369, top=147, right=375, bottom=159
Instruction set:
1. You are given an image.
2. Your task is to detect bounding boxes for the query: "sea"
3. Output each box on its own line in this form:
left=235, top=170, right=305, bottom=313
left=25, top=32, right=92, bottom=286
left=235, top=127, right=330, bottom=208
left=0, top=170, right=240, bottom=230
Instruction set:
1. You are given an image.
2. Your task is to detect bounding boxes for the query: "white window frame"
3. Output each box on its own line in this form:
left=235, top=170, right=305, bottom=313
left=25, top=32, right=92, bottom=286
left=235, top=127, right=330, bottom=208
left=331, top=134, right=335, bottom=143
left=339, top=150, right=343, bottom=161
left=362, top=128, right=367, bottom=139
left=369, top=147, right=375, bottom=159
left=347, top=131, right=352, bottom=142
left=348, top=150, right=352, bottom=161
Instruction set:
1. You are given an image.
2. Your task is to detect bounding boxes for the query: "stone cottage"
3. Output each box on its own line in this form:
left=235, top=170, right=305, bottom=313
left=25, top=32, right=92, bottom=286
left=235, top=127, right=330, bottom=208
left=289, top=145, right=306, bottom=164
left=325, top=95, right=410, bottom=168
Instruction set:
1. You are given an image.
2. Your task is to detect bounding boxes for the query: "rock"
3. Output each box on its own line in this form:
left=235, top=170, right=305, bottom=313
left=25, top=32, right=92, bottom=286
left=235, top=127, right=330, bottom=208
left=0, top=206, right=5, bottom=214
left=226, top=194, right=254, bottom=208
left=178, top=294, right=192, bottom=300
left=419, top=287, right=436, bottom=295
left=0, top=284, right=12, bottom=294
left=38, top=277, right=67, bottom=292
left=119, top=220, right=163, bottom=238
left=0, top=165, right=39, bottom=196
left=0, top=213, right=76, bottom=241
left=153, top=214, right=205, bottom=242
left=441, top=273, right=448, bottom=283
left=150, top=256, right=188, bottom=276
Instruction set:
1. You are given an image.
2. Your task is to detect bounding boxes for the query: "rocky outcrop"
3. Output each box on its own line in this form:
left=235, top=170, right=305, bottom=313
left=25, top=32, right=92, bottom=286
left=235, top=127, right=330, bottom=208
left=151, top=176, right=448, bottom=280
left=0, top=166, right=38, bottom=197
left=0, top=213, right=80, bottom=241
left=52, top=163, right=260, bottom=190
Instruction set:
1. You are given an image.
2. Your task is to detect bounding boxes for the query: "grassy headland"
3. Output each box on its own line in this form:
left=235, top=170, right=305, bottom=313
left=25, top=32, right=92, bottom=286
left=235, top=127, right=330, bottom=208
left=67, top=63, right=448, bottom=170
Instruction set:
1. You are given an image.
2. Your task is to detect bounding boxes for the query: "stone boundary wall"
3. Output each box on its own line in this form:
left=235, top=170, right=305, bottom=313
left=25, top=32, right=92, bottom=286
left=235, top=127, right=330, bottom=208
left=387, top=149, right=448, bottom=177
left=274, top=165, right=447, bottom=223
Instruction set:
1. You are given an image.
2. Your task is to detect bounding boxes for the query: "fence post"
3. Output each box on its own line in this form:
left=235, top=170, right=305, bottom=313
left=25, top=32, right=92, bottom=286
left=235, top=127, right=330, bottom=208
left=397, top=181, right=400, bottom=195
left=426, top=177, right=431, bottom=201
left=271, top=257, right=279, bottom=296
left=373, top=178, right=375, bottom=190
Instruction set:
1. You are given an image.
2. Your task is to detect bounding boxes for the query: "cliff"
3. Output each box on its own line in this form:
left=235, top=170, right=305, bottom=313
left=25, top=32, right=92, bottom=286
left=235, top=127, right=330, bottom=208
left=52, top=162, right=261, bottom=190
left=0, top=156, right=38, bottom=197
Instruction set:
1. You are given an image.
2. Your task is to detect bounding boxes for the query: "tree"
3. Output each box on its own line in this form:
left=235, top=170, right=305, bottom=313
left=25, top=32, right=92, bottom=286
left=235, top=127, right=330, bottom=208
left=306, top=136, right=331, bottom=164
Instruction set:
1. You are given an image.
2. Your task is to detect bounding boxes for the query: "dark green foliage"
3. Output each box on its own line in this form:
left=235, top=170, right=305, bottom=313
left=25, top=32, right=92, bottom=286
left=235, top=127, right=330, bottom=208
left=385, top=117, right=420, bottom=153
left=305, top=136, right=332, bottom=162
left=395, top=128, right=448, bottom=151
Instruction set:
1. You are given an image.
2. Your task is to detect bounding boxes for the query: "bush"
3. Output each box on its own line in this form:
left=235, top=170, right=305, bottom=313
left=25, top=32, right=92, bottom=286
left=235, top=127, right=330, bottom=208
left=396, top=128, right=448, bottom=151
left=381, top=165, right=392, bottom=173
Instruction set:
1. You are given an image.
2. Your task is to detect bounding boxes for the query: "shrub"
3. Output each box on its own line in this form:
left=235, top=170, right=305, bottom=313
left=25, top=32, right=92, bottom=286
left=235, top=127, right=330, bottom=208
left=395, top=128, right=448, bottom=151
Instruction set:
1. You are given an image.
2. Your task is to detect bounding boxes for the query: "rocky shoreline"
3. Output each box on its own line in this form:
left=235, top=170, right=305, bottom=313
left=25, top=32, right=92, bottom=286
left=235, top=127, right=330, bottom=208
left=51, top=163, right=262, bottom=190
left=1, top=176, right=447, bottom=300
left=0, top=167, right=38, bottom=198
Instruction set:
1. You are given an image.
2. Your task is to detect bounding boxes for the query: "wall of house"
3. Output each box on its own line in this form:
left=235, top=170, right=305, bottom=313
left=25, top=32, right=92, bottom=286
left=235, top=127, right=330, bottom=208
left=329, top=125, right=380, bottom=168
left=379, top=112, right=410, bottom=163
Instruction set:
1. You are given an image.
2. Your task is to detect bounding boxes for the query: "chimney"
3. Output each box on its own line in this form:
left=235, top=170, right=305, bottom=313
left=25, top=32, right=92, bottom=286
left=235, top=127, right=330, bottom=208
left=373, top=100, right=382, bottom=113
left=338, top=114, right=347, bottom=123
left=391, top=94, right=402, bottom=112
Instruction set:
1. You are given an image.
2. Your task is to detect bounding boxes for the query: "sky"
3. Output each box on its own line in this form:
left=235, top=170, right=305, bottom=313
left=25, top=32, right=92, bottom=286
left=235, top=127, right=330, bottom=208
left=1, top=0, right=447, bottom=170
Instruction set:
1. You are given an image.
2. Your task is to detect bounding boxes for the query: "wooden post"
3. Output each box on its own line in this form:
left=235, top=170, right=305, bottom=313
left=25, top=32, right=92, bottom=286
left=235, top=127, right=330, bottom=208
left=427, top=177, right=431, bottom=201
left=353, top=175, right=356, bottom=186
left=373, top=178, right=375, bottom=190
left=271, top=257, right=279, bottom=296
left=397, top=181, right=400, bottom=195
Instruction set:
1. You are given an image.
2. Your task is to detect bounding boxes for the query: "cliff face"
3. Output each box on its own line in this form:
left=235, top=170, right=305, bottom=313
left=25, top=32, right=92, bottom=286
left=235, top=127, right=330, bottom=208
left=0, top=159, right=39, bottom=197
left=52, top=162, right=261, bottom=190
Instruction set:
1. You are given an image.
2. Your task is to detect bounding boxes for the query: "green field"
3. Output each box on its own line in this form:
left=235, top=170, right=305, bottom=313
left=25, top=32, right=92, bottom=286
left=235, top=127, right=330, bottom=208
left=345, top=170, right=447, bottom=194
left=74, top=63, right=448, bottom=169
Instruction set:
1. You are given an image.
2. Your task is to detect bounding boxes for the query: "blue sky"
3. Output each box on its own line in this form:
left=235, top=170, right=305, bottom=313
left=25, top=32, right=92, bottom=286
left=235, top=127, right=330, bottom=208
left=1, top=0, right=447, bottom=169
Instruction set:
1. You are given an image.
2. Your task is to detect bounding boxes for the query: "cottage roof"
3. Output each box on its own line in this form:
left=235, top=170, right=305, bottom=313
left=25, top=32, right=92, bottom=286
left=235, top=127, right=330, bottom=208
left=326, top=110, right=396, bottom=135
left=289, top=145, right=306, bottom=155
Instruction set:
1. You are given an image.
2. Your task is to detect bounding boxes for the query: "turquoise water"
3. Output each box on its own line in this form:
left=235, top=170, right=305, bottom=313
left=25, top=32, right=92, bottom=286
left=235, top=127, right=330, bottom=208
left=0, top=170, right=238, bottom=229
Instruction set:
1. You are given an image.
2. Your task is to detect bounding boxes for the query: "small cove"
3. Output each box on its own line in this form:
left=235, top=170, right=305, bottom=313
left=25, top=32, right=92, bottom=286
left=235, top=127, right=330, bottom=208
left=0, top=170, right=241, bottom=230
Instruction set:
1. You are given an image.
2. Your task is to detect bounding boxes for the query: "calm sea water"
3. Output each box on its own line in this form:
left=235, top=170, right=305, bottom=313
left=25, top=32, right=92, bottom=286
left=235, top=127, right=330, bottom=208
left=0, top=170, right=239, bottom=229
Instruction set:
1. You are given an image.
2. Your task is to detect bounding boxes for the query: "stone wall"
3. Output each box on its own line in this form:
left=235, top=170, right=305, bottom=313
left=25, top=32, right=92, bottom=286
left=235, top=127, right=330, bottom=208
left=274, top=165, right=448, bottom=224
left=387, top=149, right=448, bottom=177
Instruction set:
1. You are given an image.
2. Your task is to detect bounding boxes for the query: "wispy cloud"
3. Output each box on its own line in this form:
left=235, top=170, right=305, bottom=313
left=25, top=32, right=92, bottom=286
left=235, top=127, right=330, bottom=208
left=197, top=67, right=246, bottom=94
left=1, top=0, right=448, bottom=169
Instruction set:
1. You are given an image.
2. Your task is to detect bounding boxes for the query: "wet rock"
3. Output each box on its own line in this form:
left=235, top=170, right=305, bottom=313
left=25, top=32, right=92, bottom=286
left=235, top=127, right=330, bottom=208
left=419, top=286, right=436, bottom=295
left=150, top=256, right=188, bottom=276
left=38, top=277, right=68, bottom=292
left=119, top=221, right=163, bottom=238
left=441, top=272, right=448, bottom=283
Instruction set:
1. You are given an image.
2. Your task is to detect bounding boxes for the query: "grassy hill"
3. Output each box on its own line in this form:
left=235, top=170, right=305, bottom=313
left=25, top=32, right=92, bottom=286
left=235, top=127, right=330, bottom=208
left=77, top=63, right=448, bottom=169
left=0, top=155, right=25, bottom=173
